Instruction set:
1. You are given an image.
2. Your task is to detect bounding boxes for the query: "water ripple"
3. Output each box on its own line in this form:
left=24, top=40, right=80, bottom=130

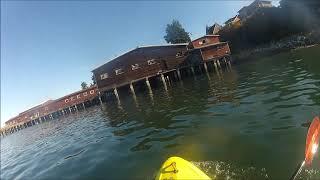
left=2, top=47, right=320, bottom=179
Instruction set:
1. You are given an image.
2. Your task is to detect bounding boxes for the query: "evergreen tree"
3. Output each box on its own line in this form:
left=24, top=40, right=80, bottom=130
left=164, top=20, right=191, bottom=44
left=81, top=82, right=88, bottom=90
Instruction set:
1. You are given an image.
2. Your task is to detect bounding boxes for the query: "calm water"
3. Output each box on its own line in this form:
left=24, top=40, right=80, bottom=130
left=1, top=46, right=320, bottom=180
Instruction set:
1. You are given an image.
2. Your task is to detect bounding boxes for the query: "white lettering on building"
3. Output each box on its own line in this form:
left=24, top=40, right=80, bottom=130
left=64, top=89, right=95, bottom=104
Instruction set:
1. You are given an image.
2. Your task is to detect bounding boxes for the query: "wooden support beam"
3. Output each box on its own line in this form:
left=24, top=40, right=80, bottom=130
left=203, top=62, right=208, bottom=73
left=146, top=78, right=151, bottom=90
left=98, top=91, right=103, bottom=106
left=130, top=83, right=135, bottom=95
left=166, top=76, right=171, bottom=86
left=176, top=69, right=181, bottom=80
left=161, top=74, right=168, bottom=91
left=227, top=57, right=232, bottom=68
left=174, top=71, right=178, bottom=80
left=223, top=57, right=230, bottom=71
left=114, top=88, right=120, bottom=101
left=191, top=66, right=195, bottom=76
left=146, top=77, right=154, bottom=103
left=223, top=57, right=227, bottom=65
left=217, top=59, right=222, bottom=69
left=214, top=60, right=218, bottom=72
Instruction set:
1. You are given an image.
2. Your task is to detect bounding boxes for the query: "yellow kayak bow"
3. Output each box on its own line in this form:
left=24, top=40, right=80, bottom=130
left=156, top=156, right=211, bottom=180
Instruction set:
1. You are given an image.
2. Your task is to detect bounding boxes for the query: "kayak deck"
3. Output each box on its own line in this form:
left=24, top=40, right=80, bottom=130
left=156, top=156, right=211, bottom=180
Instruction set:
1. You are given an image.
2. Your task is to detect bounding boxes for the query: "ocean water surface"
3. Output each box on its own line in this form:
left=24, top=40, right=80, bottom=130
left=1, top=46, right=320, bottom=179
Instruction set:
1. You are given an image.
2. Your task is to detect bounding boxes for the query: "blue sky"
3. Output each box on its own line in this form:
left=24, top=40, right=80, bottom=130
left=1, top=1, right=279, bottom=126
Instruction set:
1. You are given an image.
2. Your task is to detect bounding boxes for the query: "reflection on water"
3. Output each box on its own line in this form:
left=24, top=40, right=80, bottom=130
left=1, top=46, right=320, bottom=179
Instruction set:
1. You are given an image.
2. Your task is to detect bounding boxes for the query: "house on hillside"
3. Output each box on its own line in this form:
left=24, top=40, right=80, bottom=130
left=224, top=15, right=241, bottom=27
left=206, top=23, right=222, bottom=35
left=238, top=0, right=273, bottom=20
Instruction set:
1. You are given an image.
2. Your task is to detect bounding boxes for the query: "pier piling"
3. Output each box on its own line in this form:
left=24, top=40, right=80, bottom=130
left=191, top=66, right=195, bottom=76
left=204, top=62, right=208, bottom=73
left=114, top=88, right=120, bottom=101
left=146, top=77, right=154, bottom=102
left=161, top=74, right=168, bottom=91
left=217, top=59, right=222, bottom=69
left=177, top=69, right=181, bottom=80
left=130, top=83, right=136, bottom=95
left=214, top=60, right=219, bottom=71
left=146, top=78, right=151, bottom=90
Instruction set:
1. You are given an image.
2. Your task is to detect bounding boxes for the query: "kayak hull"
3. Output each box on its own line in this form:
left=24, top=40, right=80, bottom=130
left=156, top=156, right=211, bottom=180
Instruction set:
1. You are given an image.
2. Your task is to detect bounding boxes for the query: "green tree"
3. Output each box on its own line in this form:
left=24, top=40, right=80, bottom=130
left=164, top=20, right=191, bottom=44
left=81, top=82, right=88, bottom=90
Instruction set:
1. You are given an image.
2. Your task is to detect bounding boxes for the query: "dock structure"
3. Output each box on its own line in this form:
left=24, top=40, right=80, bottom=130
left=0, top=86, right=100, bottom=137
left=92, top=35, right=232, bottom=104
left=1, top=35, right=232, bottom=137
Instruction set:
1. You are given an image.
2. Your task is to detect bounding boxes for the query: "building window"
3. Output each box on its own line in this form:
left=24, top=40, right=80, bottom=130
left=34, top=112, right=40, bottom=118
left=176, top=52, right=183, bottom=58
left=199, top=39, right=206, bottom=45
left=100, top=73, right=108, bottom=80
left=115, top=68, right=124, bottom=75
left=131, top=64, right=140, bottom=70
left=147, top=59, right=156, bottom=65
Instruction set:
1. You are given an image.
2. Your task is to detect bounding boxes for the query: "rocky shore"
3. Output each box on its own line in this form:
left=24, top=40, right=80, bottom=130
left=232, top=29, right=320, bottom=63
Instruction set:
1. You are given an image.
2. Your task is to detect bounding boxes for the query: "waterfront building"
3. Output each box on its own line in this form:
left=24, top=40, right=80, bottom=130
left=206, top=23, right=222, bottom=35
left=93, top=35, right=231, bottom=98
left=2, top=35, right=232, bottom=136
left=238, top=0, right=273, bottom=20
left=92, top=44, right=189, bottom=92
left=1, top=86, right=99, bottom=136
left=188, top=35, right=231, bottom=63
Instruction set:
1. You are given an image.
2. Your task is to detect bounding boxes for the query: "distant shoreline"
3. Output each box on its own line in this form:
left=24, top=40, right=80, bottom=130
left=231, top=32, right=320, bottom=63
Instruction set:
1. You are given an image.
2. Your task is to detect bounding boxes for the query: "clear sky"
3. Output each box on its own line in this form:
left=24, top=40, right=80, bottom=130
left=1, top=1, right=279, bottom=127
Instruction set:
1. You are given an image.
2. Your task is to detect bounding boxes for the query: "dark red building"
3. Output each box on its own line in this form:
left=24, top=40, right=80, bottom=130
left=3, top=35, right=232, bottom=136
left=188, top=35, right=231, bottom=62
left=92, top=44, right=189, bottom=92
left=4, top=86, right=98, bottom=128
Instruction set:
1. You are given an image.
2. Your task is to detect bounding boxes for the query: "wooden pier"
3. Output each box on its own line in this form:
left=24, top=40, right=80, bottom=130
left=92, top=35, right=232, bottom=103
left=1, top=35, right=232, bottom=137
left=1, top=86, right=100, bottom=137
